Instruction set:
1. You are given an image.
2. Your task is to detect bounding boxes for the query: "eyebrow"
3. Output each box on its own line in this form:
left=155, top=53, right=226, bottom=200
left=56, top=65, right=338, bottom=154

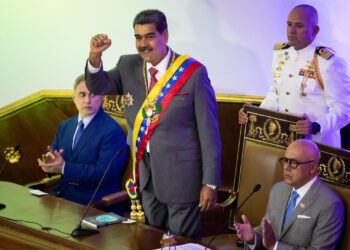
left=287, top=21, right=305, bottom=25
left=134, top=32, right=155, bottom=37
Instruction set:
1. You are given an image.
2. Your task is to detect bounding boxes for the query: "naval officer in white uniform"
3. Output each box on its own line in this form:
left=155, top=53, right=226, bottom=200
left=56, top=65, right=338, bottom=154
left=239, top=4, right=350, bottom=148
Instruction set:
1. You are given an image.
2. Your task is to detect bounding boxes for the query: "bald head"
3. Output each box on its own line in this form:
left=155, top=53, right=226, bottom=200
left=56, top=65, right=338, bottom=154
left=288, top=139, right=320, bottom=164
left=283, top=139, right=320, bottom=189
left=292, top=5, right=318, bottom=26
left=287, top=5, right=320, bottom=50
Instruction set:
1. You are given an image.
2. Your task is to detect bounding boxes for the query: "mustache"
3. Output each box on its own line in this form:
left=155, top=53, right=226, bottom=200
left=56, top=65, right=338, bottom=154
left=139, top=46, right=152, bottom=52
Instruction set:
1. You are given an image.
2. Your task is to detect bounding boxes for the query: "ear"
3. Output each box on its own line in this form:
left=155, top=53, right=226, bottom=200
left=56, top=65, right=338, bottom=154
left=98, top=95, right=104, bottom=104
left=310, top=162, right=319, bottom=175
left=313, top=25, right=320, bottom=37
left=162, top=29, right=168, bottom=44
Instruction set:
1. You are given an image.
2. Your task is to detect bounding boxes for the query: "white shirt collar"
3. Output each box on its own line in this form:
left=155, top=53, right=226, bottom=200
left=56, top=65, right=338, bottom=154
left=146, top=47, right=171, bottom=85
left=293, top=175, right=318, bottom=203
left=78, top=109, right=99, bottom=128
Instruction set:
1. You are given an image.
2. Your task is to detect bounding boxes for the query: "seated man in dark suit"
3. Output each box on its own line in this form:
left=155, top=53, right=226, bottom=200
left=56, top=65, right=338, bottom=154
left=234, top=139, right=344, bottom=249
left=37, top=74, right=127, bottom=211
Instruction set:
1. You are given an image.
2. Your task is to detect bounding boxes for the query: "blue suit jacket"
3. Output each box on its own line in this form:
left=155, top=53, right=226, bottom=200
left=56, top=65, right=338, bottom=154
left=51, top=108, right=127, bottom=206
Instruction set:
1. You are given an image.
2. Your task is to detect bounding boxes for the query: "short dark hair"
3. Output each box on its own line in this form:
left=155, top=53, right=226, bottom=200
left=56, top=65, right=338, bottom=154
left=73, top=74, right=85, bottom=90
left=133, top=9, right=167, bottom=34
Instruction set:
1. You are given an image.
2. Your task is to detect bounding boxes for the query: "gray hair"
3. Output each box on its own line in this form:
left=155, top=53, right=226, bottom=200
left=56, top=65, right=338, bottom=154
left=73, top=74, right=85, bottom=90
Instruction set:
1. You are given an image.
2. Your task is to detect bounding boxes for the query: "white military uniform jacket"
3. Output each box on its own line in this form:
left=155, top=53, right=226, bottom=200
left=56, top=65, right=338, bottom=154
left=260, top=41, right=350, bottom=148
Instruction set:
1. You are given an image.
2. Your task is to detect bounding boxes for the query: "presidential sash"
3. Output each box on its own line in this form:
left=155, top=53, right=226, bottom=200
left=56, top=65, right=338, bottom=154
left=126, top=55, right=201, bottom=201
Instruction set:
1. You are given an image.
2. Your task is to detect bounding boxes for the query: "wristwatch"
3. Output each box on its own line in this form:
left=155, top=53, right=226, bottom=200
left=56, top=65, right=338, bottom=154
left=312, top=122, right=321, bottom=135
left=206, top=184, right=218, bottom=191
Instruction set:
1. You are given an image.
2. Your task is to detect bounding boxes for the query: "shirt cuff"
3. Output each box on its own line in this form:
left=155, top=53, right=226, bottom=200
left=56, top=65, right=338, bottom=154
left=205, top=184, right=218, bottom=191
left=273, top=241, right=278, bottom=250
left=87, top=60, right=101, bottom=74
left=61, top=162, right=66, bottom=175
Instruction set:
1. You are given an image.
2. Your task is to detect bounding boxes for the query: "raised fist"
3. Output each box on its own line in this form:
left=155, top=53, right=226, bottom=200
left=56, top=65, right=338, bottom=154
left=89, top=34, right=112, bottom=67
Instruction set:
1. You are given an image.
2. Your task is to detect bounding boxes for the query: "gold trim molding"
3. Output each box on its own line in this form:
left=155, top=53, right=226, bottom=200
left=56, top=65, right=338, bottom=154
left=215, top=93, right=263, bottom=104
left=0, top=90, right=73, bottom=118
left=0, top=90, right=264, bottom=118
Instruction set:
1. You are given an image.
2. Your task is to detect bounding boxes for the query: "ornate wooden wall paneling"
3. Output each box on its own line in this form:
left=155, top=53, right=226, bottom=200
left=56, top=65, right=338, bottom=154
left=0, top=90, right=76, bottom=185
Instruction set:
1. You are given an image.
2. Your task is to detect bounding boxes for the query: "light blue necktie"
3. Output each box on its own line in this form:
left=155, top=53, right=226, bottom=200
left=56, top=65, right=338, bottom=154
left=282, top=190, right=299, bottom=229
left=73, top=120, right=84, bottom=149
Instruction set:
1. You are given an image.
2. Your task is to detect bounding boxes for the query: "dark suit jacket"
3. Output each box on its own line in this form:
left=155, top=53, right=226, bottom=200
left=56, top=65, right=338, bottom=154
left=86, top=52, right=221, bottom=204
left=250, top=178, right=344, bottom=250
left=51, top=108, right=127, bottom=205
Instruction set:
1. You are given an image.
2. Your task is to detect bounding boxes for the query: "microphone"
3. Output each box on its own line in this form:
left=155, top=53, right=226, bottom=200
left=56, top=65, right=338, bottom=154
left=0, top=145, right=20, bottom=209
left=71, top=147, right=123, bottom=237
left=233, top=184, right=261, bottom=214
left=0, top=145, right=20, bottom=176
left=205, top=184, right=261, bottom=249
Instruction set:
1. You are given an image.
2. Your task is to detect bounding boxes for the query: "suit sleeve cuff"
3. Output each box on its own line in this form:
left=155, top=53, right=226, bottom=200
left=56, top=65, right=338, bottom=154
left=245, top=233, right=257, bottom=249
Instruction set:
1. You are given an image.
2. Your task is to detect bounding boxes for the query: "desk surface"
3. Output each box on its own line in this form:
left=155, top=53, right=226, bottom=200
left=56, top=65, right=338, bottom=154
left=0, top=181, right=208, bottom=250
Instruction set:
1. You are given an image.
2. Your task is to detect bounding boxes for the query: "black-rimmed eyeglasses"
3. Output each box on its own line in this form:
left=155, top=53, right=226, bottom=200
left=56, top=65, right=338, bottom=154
left=279, top=157, right=314, bottom=169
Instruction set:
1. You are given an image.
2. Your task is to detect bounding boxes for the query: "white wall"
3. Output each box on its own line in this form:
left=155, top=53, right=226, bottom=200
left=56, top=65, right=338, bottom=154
left=1, top=0, right=349, bottom=108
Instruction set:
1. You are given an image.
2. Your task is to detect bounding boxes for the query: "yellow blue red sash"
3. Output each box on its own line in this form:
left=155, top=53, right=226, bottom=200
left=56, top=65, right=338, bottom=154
left=126, top=55, right=201, bottom=200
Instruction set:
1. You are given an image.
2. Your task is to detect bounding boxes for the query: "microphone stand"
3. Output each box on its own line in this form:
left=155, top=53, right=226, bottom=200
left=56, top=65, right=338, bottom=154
left=0, top=146, right=20, bottom=209
left=205, top=184, right=261, bottom=249
left=71, top=148, right=123, bottom=237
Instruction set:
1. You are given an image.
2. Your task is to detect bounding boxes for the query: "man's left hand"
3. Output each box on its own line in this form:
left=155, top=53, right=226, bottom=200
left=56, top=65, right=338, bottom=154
left=262, top=218, right=276, bottom=250
left=199, top=185, right=217, bottom=212
left=37, top=146, right=65, bottom=174
left=295, top=113, right=312, bottom=135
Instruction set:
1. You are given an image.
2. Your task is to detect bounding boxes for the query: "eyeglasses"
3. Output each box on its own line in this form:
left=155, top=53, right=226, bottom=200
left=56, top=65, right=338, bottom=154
left=279, top=157, right=314, bottom=169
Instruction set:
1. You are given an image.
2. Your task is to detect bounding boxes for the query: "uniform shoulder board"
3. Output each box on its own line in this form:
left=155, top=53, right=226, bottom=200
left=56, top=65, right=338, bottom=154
left=316, top=46, right=335, bottom=60
left=273, top=43, right=291, bottom=50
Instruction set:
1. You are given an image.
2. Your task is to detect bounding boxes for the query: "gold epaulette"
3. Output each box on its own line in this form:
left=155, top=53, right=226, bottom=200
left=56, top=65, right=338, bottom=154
left=273, top=43, right=291, bottom=50
left=316, top=47, right=335, bottom=60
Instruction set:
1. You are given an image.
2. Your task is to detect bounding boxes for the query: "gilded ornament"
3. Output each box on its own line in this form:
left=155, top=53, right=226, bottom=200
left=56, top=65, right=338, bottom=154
left=3, top=146, right=21, bottom=164
left=327, top=157, right=346, bottom=182
left=263, top=119, right=281, bottom=141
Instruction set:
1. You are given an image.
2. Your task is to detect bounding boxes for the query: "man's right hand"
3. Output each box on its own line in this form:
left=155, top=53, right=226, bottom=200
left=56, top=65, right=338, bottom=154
left=89, top=34, right=112, bottom=68
left=234, top=214, right=255, bottom=244
left=238, top=108, right=249, bottom=124
left=238, top=102, right=252, bottom=124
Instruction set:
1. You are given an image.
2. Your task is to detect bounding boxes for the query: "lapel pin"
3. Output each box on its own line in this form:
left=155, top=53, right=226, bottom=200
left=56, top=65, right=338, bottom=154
left=300, top=203, right=305, bottom=208
left=124, top=92, right=134, bottom=107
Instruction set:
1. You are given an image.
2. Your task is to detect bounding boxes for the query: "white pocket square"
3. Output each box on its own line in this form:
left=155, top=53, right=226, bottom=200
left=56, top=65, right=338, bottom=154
left=297, top=215, right=311, bottom=219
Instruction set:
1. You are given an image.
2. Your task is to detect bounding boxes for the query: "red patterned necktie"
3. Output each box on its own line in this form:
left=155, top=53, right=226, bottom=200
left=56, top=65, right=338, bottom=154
left=148, top=67, right=158, bottom=92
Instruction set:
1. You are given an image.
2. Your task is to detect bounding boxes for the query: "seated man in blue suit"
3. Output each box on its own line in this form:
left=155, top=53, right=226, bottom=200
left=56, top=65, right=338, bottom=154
left=234, top=139, right=344, bottom=249
left=37, top=74, right=127, bottom=210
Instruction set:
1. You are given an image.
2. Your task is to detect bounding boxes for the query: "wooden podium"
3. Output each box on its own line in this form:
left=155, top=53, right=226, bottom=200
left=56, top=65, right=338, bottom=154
left=0, top=181, right=207, bottom=250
